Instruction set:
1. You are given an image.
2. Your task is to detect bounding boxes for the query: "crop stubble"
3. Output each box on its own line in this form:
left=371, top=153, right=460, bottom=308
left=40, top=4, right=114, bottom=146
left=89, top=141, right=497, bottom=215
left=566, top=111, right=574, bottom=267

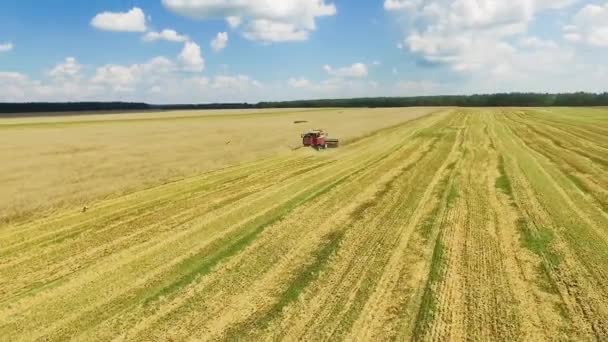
left=1, top=108, right=607, bottom=340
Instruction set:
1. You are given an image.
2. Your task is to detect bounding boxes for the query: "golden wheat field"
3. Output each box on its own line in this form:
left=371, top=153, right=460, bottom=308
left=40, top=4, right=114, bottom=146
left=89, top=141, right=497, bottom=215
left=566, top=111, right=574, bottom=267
left=1, top=107, right=608, bottom=341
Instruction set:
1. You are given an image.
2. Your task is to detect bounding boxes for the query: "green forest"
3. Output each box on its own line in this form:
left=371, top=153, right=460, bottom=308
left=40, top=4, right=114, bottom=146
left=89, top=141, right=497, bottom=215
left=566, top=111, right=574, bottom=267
left=2, top=92, right=608, bottom=115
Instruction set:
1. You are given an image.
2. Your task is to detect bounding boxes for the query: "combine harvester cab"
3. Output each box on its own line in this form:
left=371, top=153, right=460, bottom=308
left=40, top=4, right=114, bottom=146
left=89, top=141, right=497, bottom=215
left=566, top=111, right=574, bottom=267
left=301, top=129, right=339, bottom=150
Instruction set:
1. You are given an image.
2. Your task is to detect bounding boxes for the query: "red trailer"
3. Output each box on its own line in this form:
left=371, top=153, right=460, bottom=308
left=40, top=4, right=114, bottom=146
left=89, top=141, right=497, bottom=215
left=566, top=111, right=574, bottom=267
left=301, top=129, right=339, bottom=149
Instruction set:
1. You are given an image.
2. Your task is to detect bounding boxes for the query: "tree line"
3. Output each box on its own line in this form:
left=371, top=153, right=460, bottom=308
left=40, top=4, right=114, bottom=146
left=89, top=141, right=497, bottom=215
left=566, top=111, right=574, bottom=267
left=2, top=92, right=608, bottom=115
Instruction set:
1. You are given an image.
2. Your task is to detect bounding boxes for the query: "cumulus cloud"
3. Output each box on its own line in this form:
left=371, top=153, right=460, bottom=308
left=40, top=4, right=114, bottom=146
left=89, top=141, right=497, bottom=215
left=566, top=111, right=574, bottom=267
left=143, top=29, right=189, bottom=43
left=211, top=32, right=228, bottom=52
left=384, top=0, right=417, bottom=11
left=518, top=37, right=557, bottom=49
left=396, top=80, right=443, bottom=95
left=0, top=42, right=13, bottom=52
left=243, top=20, right=309, bottom=42
left=91, top=57, right=175, bottom=92
left=323, top=63, right=368, bottom=78
left=179, top=41, right=205, bottom=72
left=288, top=77, right=312, bottom=88
left=226, top=16, right=242, bottom=28
left=91, top=7, right=147, bottom=32
left=48, top=57, right=83, bottom=80
left=564, top=3, right=608, bottom=47
left=282, top=76, right=385, bottom=98
left=0, top=53, right=267, bottom=103
left=161, top=0, right=336, bottom=42
left=212, top=74, right=261, bottom=90
left=389, top=0, right=580, bottom=77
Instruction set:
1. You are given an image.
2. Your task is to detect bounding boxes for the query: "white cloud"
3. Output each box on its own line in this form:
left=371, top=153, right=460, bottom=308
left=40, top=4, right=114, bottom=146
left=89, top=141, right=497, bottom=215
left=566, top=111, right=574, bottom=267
left=518, top=36, right=558, bottom=49
left=226, top=16, right=242, bottom=28
left=389, top=0, right=580, bottom=76
left=396, top=80, right=442, bottom=95
left=0, top=42, right=13, bottom=52
left=0, top=55, right=269, bottom=103
left=324, top=63, right=368, bottom=78
left=288, top=77, right=312, bottom=88
left=211, top=32, right=229, bottom=52
left=92, top=57, right=176, bottom=92
left=143, top=29, right=189, bottom=43
left=179, top=41, right=205, bottom=72
left=212, top=74, right=261, bottom=90
left=384, top=0, right=417, bottom=11
left=281, top=76, right=384, bottom=98
left=243, top=20, right=309, bottom=42
left=161, top=0, right=336, bottom=43
left=564, top=3, right=608, bottom=47
left=48, top=57, right=82, bottom=80
left=91, top=7, right=147, bottom=32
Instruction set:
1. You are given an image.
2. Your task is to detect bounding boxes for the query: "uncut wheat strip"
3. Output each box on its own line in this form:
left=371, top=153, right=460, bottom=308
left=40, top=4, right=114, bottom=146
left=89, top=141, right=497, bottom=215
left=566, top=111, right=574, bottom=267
left=348, top=112, right=467, bottom=340
left=276, top=115, right=463, bottom=340
left=497, top=114, right=608, bottom=339
left=8, top=133, right=404, bottom=340
left=117, top=111, right=446, bottom=340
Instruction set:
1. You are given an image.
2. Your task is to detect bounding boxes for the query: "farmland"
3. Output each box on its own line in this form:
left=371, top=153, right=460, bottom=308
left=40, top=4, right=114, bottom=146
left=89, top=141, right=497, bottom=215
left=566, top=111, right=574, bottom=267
left=1, top=107, right=607, bottom=340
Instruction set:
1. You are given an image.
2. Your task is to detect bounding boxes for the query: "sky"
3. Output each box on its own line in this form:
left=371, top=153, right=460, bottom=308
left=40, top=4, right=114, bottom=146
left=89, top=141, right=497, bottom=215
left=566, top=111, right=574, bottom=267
left=0, top=0, right=607, bottom=103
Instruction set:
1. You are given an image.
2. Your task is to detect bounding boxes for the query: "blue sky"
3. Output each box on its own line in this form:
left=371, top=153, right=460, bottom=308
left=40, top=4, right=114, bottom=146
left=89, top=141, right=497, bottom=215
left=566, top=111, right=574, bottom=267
left=1, top=0, right=607, bottom=103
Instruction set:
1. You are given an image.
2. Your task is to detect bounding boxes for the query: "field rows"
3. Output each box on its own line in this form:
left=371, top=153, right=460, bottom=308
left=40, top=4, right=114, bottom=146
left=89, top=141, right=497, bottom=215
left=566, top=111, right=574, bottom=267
left=1, top=108, right=607, bottom=340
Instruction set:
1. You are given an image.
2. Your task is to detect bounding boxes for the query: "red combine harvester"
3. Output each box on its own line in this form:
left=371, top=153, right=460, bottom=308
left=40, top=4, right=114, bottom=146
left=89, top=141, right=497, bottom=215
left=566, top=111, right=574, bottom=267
left=301, top=129, right=339, bottom=149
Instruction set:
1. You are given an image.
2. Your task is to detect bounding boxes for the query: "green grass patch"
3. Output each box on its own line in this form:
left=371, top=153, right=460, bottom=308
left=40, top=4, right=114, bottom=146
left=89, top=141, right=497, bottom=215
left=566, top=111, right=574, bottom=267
left=515, top=219, right=562, bottom=294
left=225, top=230, right=344, bottom=338
left=419, top=205, right=440, bottom=241
left=413, top=235, right=446, bottom=338
left=566, top=173, right=591, bottom=195
left=447, top=183, right=459, bottom=208
left=143, top=174, right=353, bottom=306
left=495, top=156, right=513, bottom=198
left=515, top=219, right=560, bottom=265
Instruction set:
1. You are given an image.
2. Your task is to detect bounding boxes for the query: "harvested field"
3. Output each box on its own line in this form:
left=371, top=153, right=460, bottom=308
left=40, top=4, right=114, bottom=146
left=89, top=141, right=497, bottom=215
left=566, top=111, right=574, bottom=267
left=1, top=107, right=608, bottom=340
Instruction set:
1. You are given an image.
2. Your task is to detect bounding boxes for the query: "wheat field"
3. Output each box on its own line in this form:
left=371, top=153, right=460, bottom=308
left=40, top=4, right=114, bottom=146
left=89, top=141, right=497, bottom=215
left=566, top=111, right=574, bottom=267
left=1, top=107, right=607, bottom=341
